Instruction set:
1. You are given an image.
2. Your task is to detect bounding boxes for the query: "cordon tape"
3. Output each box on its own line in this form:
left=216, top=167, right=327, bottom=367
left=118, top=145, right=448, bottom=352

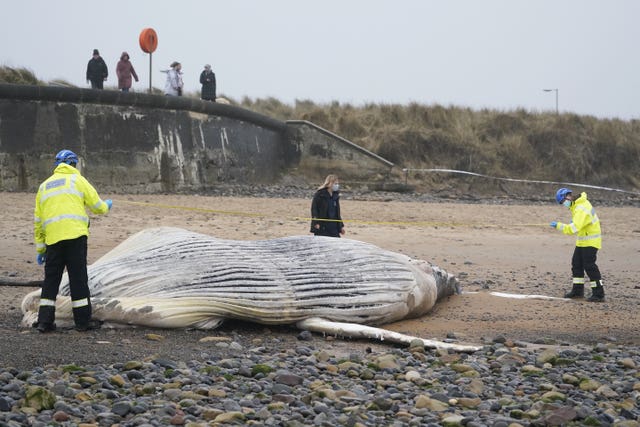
left=116, top=169, right=638, bottom=229
left=403, top=168, right=640, bottom=196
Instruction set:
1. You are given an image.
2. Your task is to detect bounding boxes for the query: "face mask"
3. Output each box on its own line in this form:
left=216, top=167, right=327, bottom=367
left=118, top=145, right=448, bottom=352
left=331, top=183, right=339, bottom=192
left=563, top=200, right=571, bottom=208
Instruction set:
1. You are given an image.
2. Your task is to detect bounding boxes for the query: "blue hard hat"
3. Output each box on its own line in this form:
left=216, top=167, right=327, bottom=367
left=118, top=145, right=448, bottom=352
left=55, top=149, right=79, bottom=166
left=555, top=187, right=572, bottom=204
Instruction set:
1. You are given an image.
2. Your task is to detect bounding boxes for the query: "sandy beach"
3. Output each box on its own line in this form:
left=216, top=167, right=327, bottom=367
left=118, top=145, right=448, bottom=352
left=1, top=190, right=639, bottom=368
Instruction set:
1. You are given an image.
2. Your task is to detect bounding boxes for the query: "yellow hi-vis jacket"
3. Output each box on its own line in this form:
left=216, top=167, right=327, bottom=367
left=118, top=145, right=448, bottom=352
left=554, top=192, right=602, bottom=249
left=34, top=163, right=110, bottom=253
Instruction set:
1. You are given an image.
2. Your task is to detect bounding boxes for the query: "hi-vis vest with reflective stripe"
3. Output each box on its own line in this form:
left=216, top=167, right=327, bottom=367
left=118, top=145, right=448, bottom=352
left=34, top=163, right=109, bottom=252
left=556, top=192, right=602, bottom=249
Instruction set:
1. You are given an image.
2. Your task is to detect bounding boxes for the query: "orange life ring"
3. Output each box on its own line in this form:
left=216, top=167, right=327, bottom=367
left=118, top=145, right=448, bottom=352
left=139, top=28, right=158, bottom=54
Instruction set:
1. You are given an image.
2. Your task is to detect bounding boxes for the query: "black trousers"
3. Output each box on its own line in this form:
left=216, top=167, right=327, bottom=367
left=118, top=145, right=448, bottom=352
left=38, top=236, right=91, bottom=325
left=571, top=246, right=601, bottom=282
left=90, top=79, right=104, bottom=89
left=313, top=229, right=341, bottom=238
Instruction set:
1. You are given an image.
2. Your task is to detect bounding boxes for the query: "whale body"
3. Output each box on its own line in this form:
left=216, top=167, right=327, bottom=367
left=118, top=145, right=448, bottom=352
left=22, top=227, right=480, bottom=351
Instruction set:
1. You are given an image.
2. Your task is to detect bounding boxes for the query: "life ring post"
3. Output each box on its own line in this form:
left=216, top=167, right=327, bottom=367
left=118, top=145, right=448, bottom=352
left=139, top=28, right=158, bottom=93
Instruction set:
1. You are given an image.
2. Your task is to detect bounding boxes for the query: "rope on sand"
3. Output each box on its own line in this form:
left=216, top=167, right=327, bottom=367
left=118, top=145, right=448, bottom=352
left=0, top=278, right=42, bottom=287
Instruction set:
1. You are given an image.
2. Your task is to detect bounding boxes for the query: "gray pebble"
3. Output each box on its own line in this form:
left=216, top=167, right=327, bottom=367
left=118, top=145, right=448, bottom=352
left=0, top=341, right=637, bottom=426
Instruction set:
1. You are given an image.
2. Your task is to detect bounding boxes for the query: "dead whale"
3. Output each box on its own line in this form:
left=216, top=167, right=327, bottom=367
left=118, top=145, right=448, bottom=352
left=22, top=227, right=481, bottom=352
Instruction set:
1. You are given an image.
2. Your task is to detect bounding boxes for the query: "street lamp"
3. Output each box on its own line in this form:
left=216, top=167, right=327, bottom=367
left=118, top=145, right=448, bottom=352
left=543, top=88, right=559, bottom=114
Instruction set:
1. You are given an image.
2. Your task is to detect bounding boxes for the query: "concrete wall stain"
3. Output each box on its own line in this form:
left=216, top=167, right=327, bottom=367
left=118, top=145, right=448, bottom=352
left=0, top=84, right=395, bottom=193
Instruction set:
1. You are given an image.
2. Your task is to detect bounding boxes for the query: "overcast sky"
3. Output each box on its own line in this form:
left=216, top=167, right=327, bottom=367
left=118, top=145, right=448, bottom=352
left=2, top=0, right=638, bottom=119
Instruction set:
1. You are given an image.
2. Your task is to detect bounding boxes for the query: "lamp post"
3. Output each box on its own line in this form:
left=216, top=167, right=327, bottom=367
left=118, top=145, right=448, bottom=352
left=543, top=88, right=559, bottom=114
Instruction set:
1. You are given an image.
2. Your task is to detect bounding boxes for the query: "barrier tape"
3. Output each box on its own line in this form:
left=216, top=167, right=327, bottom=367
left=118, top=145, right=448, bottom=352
left=116, top=168, right=638, bottom=227
left=403, top=168, right=640, bottom=196
left=118, top=200, right=546, bottom=228
left=119, top=165, right=640, bottom=228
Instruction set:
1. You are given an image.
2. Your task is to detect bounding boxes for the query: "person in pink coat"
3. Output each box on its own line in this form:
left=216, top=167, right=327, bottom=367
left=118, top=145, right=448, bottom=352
left=116, top=52, right=139, bottom=92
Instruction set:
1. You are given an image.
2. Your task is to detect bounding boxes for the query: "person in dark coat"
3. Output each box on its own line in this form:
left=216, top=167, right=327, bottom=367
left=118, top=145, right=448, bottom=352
left=310, top=174, right=345, bottom=237
left=86, top=49, right=108, bottom=89
left=200, top=64, right=217, bottom=101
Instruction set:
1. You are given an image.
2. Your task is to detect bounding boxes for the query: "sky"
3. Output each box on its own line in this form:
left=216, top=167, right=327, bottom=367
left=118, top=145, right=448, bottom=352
left=2, top=0, right=639, bottom=120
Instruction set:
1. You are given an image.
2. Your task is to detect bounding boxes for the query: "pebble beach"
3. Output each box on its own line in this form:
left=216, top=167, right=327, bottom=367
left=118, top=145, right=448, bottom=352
left=1, top=333, right=639, bottom=427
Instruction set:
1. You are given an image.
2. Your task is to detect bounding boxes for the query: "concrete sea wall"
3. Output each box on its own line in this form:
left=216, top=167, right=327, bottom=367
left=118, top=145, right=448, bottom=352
left=286, top=120, right=394, bottom=186
left=0, top=84, right=394, bottom=192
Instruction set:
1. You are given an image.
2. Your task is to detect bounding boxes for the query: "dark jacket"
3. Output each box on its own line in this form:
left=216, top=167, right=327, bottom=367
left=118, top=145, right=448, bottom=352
left=200, top=70, right=217, bottom=100
left=310, top=188, right=343, bottom=237
left=86, top=56, right=108, bottom=83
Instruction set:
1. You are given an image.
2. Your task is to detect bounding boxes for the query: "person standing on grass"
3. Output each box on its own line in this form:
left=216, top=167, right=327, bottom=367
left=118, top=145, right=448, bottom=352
left=310, top=174, right=345, bottom=238
left=550, top=187, right=605, bottom=302
left=33, top=149, right=112, bottom=332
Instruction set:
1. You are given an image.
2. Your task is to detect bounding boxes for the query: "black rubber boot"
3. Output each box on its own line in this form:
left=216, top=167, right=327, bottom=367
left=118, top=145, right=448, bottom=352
left=32, top=321, right=57, bottom=333
left=34, top=305, right=57, bottom=333
left=587, top=282, right=605, bottom=302
left=564, top=284, right=584, bottom=299
left=75, top=319, right=103, bottom=332
left=72, top=304, right=92, bottom=328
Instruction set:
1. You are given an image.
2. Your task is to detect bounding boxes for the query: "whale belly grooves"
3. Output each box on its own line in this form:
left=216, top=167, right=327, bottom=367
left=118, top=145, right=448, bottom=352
left=21, top=227, right=480, bottom=352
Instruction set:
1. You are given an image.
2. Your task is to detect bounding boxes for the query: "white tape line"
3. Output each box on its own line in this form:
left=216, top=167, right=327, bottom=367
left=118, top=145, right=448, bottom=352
left=403, top=168, right=640, bottom=196
left=463, top=291, right=568, bottom=301
left=488, top=291, right=568, bottom=301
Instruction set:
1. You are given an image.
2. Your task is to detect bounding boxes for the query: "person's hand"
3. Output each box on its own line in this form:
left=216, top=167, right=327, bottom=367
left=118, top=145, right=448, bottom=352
left=314, top=224, right=320, bottom=230
left=340, top=228, right=346, bottom=235
left=105, top=199, right=113, bottom=210
left=550, top=221, right=558, bottom=228
left=36, top=254, right=46, bottom=265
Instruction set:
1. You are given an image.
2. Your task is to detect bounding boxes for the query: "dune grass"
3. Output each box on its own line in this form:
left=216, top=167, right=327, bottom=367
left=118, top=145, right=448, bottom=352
left=0, top=66, right=43, bottom=85
left=239, top=97, right=640, bottom=190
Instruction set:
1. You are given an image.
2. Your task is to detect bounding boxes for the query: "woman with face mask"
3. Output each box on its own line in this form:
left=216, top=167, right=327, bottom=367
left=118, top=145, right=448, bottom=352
left=550, top=187, right=604, bottom=302
left=310, top=174, right=345, bottom=237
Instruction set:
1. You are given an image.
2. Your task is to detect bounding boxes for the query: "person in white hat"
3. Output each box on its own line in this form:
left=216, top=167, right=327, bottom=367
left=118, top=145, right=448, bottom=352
left=200, top=64, right=217, bottom=101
